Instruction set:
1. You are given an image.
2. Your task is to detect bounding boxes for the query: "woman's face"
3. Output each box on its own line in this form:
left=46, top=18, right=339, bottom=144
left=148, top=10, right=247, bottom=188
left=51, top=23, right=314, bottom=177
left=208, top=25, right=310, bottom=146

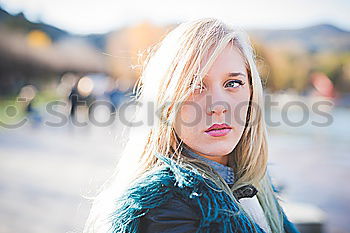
left=174, top=44, right=251, bottom=165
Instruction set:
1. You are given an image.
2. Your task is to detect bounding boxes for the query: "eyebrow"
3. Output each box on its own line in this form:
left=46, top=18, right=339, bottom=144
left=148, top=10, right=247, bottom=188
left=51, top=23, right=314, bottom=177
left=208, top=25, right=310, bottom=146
left=205, top=72, right=246, bottom=77
left=227, top=72, right=246, bottom=77
left=200, top=72, right=246, bottom=81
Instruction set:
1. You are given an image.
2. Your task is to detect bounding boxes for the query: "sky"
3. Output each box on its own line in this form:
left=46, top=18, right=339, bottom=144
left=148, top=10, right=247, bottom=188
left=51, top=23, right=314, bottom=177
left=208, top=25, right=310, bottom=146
left=1, top=0, right=350, bottom=35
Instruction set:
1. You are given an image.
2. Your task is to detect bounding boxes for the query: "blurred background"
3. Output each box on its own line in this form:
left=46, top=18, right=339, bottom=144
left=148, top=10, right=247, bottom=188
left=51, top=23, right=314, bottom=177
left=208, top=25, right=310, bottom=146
left=0, top=0, right=349, bottom=233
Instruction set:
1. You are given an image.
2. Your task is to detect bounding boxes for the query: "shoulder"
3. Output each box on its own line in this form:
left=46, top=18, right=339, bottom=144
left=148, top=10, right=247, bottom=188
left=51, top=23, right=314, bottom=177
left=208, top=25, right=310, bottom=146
left=110, top=159, right=257, bottom=233
left=110, top=165, right=201, bottom=232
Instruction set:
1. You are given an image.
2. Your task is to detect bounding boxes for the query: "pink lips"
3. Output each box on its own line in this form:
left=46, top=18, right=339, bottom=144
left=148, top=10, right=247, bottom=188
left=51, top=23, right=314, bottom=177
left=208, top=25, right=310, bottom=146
left=205, top=123, right=232, bottom=137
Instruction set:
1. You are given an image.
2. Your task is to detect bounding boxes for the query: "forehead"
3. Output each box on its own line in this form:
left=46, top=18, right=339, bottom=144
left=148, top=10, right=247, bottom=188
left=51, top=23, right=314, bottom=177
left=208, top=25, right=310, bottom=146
left=201, top=44, right=247, bottom=81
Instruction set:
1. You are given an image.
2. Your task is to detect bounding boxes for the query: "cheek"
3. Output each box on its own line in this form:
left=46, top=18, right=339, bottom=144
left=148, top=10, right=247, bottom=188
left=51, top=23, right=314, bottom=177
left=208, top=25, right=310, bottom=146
left=175, top=103, right=203, bottom=127
left=230, top=93, right=251, bottom=129
left=174, top=104, right=200, bottom=138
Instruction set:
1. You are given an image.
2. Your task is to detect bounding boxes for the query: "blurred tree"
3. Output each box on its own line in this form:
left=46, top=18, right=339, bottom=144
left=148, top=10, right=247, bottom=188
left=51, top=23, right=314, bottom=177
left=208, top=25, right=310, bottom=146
left=106, top=21, right=172, bottom=88
left=312, top=52, right=350, bottom=93
left=27, top=30, right=52, bottom=48
left=253, top=41, right=293, bottom=91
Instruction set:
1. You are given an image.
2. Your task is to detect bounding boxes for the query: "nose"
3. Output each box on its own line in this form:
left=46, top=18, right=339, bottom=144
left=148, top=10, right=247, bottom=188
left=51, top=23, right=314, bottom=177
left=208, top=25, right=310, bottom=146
left=206, top=94, right=229, bottom=115
left=205, top=85, right=230, bottom=116
left=207, top=104, right=228, bottom=115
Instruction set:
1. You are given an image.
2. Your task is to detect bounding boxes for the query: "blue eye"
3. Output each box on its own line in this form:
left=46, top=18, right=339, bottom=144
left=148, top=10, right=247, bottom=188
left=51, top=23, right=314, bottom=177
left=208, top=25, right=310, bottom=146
left=225, top=80, right=245, bottom=88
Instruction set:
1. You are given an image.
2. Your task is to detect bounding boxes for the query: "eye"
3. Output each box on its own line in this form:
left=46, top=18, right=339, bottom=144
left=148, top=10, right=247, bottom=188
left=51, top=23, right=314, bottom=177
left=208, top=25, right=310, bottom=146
left=190, top=81, right=206, bottom=92
left=225, top=80, right=245, bottom=88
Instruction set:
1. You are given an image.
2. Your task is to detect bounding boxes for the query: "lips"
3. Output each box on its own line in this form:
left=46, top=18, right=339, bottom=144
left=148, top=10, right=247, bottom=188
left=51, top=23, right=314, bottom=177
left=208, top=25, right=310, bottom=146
left=205, top=123, right=232, bottom=132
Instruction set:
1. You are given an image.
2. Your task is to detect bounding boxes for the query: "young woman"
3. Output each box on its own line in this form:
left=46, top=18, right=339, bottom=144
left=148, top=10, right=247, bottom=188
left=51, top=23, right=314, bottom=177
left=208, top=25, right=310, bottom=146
left=83, top=18, right=300, bottom=233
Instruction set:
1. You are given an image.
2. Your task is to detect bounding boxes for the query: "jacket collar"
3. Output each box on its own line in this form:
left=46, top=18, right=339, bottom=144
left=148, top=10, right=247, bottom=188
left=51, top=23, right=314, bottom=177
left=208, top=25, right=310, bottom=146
left=179, top=145, right=259, bottom=202
left=154, top=148, right=258, bottom=201
left=181, top=144, right=235, bottom=185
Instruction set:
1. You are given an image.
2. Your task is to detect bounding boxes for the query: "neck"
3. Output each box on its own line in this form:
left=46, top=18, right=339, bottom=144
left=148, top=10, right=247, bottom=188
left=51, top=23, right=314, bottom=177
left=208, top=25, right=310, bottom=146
left=186, top=147, right=229, bottom=166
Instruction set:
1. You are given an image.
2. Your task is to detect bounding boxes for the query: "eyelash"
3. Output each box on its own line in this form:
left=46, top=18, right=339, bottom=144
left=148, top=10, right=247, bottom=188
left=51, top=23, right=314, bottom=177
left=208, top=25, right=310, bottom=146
left=225, top=80, right=245, bottom=88
left=191, top=80, right=245, bottom=91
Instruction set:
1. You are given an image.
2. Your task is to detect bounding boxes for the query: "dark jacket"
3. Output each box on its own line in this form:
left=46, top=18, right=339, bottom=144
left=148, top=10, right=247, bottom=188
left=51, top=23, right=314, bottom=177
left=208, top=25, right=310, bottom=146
left=110, top=153, right=300, bottom=233
left=138, top=193, right=299, bottom=233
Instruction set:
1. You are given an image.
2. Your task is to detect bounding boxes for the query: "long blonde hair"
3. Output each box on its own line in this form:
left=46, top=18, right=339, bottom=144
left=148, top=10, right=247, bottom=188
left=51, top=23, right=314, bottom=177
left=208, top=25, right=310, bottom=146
left=83, top=18, right=285, bottom=233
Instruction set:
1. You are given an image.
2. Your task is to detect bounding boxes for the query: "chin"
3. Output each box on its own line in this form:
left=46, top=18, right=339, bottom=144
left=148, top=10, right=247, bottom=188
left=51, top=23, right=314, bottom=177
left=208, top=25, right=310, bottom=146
left=205, top=147, right=234, bottom=156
